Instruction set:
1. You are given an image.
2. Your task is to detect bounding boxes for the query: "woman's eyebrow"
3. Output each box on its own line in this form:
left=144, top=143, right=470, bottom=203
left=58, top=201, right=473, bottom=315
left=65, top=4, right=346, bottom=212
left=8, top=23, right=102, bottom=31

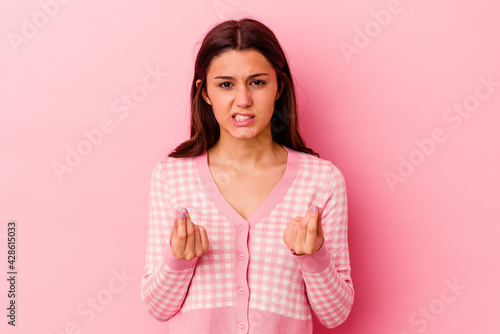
left=213, top=73, right=269, bottom=80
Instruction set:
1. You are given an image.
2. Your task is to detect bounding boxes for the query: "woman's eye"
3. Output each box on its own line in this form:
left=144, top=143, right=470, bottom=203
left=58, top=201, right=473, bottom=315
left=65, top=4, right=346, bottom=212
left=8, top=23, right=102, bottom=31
left=252, top=80, right=265, bottom=86
left=218, top=80, right=265, bottom=88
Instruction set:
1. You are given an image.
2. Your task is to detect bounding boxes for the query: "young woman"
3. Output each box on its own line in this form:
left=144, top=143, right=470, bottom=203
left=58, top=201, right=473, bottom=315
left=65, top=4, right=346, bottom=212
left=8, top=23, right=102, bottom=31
left=140, top=18, right=354, bottom=334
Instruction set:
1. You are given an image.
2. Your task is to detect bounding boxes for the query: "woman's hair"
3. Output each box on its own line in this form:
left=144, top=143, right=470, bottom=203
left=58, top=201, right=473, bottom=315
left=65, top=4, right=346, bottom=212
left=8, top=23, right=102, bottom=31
left=168, top=18, right=319, bottom=158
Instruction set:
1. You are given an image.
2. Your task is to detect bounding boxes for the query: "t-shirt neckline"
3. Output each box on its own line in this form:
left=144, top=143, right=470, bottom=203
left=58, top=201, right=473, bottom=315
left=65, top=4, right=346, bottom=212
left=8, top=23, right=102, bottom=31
left=194, top=144, right=299, bottom=226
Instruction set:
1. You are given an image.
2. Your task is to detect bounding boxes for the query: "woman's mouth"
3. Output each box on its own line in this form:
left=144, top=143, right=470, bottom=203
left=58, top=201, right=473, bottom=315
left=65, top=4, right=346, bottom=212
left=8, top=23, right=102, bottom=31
left=232, top=114, right=255, bottom=126
left=233, top=114, right=254, bottom=122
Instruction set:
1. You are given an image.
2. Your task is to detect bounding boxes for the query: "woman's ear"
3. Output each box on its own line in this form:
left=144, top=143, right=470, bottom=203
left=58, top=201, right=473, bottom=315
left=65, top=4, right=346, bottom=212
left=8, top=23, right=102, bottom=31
left=196, top=79, right=211, bottom=105
left=275, top=79, right=285, bottom=100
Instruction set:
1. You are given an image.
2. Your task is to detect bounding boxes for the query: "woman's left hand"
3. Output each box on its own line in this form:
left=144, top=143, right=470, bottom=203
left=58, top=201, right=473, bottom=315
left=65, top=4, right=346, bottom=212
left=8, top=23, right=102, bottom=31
left=283, top=206, right=324, bottom=255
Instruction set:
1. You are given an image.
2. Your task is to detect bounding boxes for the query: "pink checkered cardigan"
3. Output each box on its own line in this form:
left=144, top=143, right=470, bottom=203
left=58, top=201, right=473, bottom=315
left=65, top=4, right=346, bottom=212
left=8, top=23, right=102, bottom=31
left=140, top=145, right=354, bottom=333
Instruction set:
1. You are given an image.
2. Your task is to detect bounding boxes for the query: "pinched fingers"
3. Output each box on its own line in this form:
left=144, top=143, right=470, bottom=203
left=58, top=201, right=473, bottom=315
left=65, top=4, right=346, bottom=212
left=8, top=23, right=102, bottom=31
left=284, top=206, right=324, bottom=255
left=170, top=207, right=209, bottom=261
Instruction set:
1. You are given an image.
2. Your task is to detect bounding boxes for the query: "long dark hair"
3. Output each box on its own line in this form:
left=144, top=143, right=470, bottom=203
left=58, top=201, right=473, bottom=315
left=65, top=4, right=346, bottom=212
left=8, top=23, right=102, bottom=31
left=168, top=18, right=319, bottom=158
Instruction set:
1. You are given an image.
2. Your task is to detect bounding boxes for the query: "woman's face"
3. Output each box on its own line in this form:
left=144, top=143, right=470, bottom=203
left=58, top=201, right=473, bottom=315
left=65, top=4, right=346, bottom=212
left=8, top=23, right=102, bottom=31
left=197, top=49, right=283, bottom=142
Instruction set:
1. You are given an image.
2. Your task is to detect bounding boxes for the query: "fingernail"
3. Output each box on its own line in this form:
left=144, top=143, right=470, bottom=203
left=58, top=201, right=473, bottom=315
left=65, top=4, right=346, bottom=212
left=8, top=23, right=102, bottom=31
left=180, top=212, right=185, bottom=218
left=182, top=208, right=187, bottom=213
left=312, top=206, right=317, bottom=212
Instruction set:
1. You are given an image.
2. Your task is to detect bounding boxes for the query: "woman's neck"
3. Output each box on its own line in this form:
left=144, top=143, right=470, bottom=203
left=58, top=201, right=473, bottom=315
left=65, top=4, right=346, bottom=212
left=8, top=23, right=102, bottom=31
left=207, top=135, right=285, bottom=171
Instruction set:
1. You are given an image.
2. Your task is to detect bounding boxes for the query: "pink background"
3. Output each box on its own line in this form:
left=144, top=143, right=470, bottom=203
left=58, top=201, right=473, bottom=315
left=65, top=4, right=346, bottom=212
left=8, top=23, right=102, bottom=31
left=1, top=1, right=499, bottom=333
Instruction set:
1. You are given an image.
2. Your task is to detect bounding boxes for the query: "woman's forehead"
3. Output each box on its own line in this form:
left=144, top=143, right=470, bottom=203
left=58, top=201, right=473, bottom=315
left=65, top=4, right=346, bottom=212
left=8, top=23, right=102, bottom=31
left=207, top=49, right=275, bottom=78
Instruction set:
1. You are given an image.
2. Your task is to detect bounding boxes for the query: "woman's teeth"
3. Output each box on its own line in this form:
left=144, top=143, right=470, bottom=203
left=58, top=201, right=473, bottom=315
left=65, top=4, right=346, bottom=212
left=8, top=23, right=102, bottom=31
left=234, top=115, right=252, bottom=121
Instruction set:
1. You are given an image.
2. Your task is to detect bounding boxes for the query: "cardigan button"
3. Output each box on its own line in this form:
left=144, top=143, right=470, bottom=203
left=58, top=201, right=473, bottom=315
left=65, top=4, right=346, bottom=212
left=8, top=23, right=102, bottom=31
left=239, top=253, right=245, bottom=261
left=239, top=321, right=246, bottom=329
left=238, top=287, right=245, bottom=295
left=240, top=224, right=246, bottom=230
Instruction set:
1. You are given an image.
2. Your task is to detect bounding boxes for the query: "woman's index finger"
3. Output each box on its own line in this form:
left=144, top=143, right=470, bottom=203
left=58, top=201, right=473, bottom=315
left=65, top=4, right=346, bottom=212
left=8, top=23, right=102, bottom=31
left=307, top=207, right=318, bottom=233
left=315, top=207, right=325, bottom=237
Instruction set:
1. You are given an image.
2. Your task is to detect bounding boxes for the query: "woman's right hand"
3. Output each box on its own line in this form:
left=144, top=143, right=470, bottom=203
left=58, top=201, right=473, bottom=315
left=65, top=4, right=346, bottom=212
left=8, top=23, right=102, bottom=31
left=170, top=208, right=209, bottom=261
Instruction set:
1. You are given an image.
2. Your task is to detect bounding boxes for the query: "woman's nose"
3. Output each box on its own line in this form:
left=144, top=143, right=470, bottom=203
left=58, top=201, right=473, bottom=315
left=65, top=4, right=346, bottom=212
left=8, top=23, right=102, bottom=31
left=234, top=85, right=252, bottom=107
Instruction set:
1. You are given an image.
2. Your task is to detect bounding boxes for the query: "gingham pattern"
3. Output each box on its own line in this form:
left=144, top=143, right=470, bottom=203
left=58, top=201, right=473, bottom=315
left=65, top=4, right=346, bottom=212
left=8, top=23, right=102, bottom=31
left=298, top=165, right=354, bottom=327
left=140, top=146, right=354, bottom=332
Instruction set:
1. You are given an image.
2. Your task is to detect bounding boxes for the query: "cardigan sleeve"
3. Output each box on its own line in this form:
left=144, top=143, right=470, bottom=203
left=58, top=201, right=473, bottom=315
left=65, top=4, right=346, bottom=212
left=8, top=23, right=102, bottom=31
left=140, top=160, right=198, bottom=322
left=292, top=163, right=354, bottom=328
